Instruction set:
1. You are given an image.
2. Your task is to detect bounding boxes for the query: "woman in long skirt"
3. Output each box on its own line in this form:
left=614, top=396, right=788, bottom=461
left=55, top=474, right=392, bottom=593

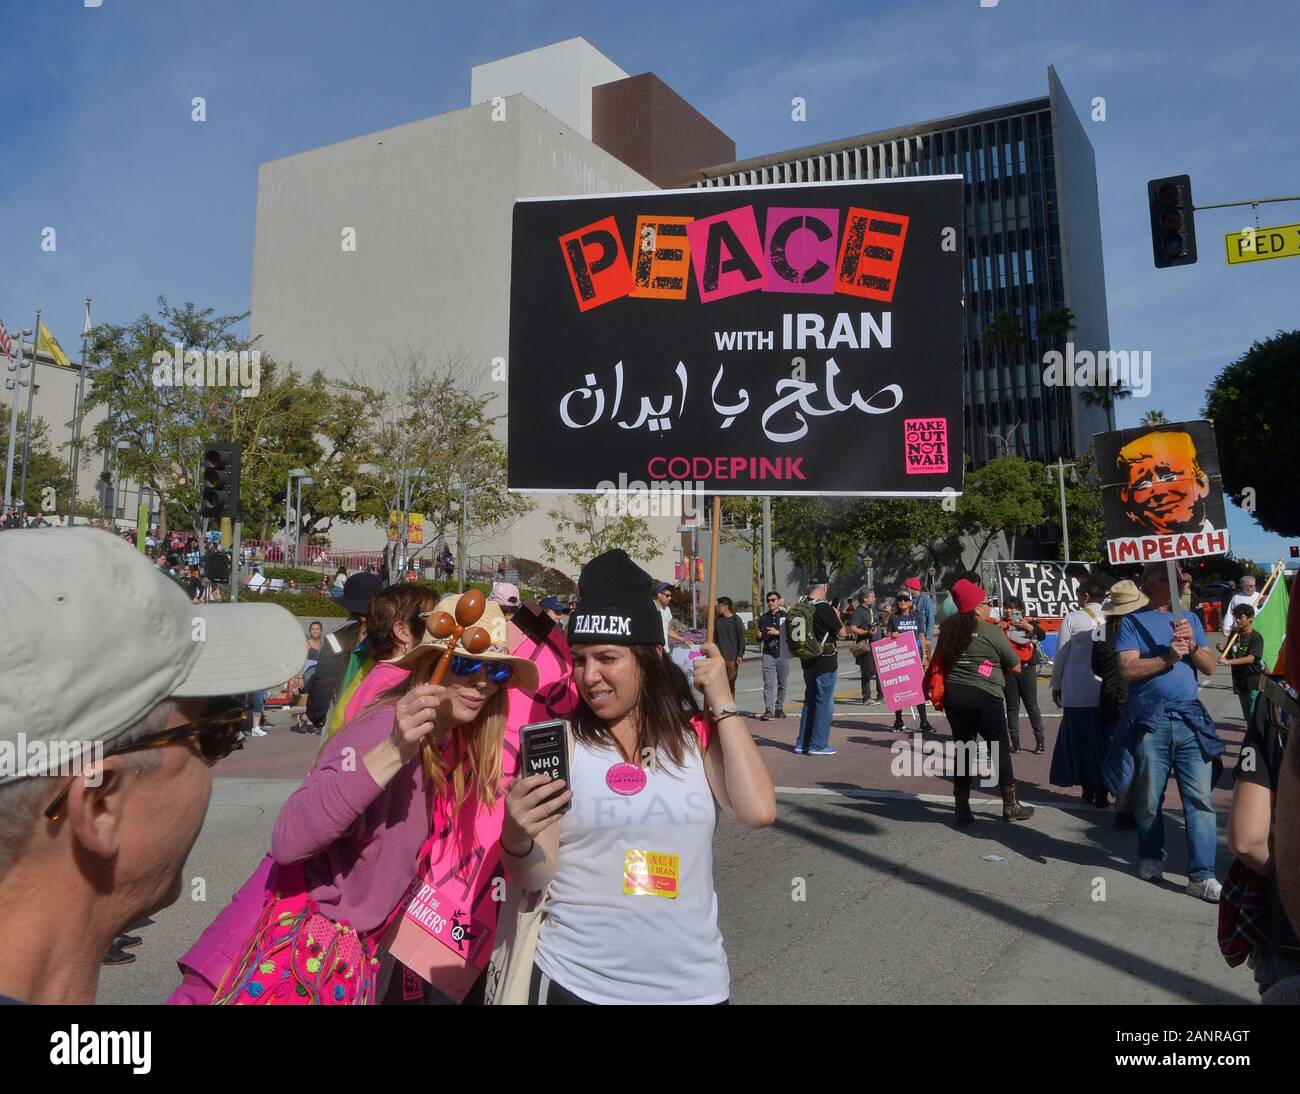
left=1049, top=574, right=1115, bottom=805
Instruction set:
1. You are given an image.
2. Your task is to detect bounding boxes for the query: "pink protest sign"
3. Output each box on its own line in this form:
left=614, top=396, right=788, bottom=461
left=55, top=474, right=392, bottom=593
left=904, top=417, right=949, bottom=474
left=871, top=634, right=926, bottom=711
left=385, top=624, right=578, bottom=1000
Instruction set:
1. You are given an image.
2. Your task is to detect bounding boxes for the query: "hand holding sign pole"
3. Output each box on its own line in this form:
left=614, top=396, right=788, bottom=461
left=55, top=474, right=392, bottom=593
left=418, top=589, right=492, bottom=777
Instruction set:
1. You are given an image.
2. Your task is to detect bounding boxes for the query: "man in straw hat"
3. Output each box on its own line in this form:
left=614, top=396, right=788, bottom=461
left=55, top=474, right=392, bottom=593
left=1109, top=562, right=1224, bottom=902
left=0, top=529, right=306, bottom=1004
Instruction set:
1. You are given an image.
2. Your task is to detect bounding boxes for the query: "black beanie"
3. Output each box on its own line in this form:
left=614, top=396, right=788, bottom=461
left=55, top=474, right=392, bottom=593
left=567, top=549, right=663, bottom=645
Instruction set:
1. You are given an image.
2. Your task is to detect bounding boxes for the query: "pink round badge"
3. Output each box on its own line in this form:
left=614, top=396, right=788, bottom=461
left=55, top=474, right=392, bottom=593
left=605, top=762, right=647, bottom=796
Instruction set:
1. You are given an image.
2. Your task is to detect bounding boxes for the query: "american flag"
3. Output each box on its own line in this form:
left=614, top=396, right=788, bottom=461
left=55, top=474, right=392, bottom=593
left=0, top=319, right=12, bottom=362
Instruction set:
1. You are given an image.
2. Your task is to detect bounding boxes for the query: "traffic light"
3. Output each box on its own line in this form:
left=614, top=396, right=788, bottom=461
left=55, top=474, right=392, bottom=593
left=200, top=442, right=241, bottom=521
left=1290, top=545, right=1298, bottom=559
left=1148, top=174, right=1197, bottom=268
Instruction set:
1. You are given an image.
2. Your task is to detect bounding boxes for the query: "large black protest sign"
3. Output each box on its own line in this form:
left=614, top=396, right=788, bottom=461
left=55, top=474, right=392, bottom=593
left=507, top=178, right=965, bottom=496
left=1093, top=419, right=1229, bottom=565
left=995, top=561, right=1090, bottom=619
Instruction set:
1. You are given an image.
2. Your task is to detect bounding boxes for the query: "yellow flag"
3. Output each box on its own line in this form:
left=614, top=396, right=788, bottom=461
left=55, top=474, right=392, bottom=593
left=37, top=321, right=72, bottom=369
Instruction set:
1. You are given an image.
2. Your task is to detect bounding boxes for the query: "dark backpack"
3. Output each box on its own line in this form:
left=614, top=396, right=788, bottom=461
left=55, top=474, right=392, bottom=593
left=787, top=599, right=829, bottom=662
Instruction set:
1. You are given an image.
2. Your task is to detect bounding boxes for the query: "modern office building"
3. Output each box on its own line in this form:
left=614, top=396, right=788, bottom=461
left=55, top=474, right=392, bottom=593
left=689, top=66, right=1113, bottom=473
left=250, top=38, right=732, bottom=572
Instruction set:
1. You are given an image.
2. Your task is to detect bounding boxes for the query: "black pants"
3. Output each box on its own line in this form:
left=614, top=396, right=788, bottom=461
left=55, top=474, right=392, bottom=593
left=855, top=651, right=881, bottom=699
left=943, top=681, right=1014, bottom=792
left=1003, top=662, right=1044, bottom=748
left=892, top=700, right=929, bottom=726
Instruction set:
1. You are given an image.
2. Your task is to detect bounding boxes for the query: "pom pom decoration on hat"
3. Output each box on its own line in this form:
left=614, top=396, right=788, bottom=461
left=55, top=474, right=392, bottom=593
left=424, top=589, right=492, bottom=684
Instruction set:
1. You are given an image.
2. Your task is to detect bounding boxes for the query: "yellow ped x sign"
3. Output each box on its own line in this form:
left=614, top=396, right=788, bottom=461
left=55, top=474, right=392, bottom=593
left=1225, top=223, right=1300, bottom=265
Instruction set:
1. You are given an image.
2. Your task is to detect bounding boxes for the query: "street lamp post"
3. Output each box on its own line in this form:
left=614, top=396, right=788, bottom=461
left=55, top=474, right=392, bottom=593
left=286, top=468, right=306, bottom=565
left=458, top=478, right=469, bottom=593
left=295, top=476, right=314, bottom=566
left=1047, top=458, right=1077, bottom=562
left=678, top=523, right=699, bottom=628
left=861, top=551, right=873, bottom=594
left=111, top=440, right=131, bottom=530
left=3, top=329, right=33, bottom=511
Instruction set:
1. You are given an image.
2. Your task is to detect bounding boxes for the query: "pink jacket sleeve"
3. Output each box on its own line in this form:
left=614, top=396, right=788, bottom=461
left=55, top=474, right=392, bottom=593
left=270, top=705, right=396, bottom=865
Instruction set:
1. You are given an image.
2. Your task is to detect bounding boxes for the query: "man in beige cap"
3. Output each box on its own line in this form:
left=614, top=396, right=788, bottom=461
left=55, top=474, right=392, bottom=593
left=0, top=528, right=306, bottom=1004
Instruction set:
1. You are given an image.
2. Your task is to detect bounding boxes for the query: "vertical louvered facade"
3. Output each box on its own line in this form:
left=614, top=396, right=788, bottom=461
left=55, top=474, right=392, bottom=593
left=690, top=66, right=1112, bottom=472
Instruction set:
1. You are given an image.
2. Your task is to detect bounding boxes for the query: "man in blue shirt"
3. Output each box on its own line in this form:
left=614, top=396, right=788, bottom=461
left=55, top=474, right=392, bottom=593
left=1116, top=562, right=1224, bottom=902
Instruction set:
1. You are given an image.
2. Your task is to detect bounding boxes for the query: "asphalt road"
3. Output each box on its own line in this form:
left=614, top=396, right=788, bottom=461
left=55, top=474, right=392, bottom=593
left=96, top=654, right=1258, bottom=1005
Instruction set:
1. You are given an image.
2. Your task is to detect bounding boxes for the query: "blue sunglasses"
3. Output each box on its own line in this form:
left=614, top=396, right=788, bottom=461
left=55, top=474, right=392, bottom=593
left=449, top=654, right=514, bottom=684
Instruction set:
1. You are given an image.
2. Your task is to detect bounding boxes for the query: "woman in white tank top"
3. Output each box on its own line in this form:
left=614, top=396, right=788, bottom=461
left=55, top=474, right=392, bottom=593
left=500, top=550, right=776, bottom=1004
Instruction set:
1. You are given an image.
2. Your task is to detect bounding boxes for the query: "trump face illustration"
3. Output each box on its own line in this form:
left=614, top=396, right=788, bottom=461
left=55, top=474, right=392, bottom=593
left=1116, top=430, right=1211, bottom=535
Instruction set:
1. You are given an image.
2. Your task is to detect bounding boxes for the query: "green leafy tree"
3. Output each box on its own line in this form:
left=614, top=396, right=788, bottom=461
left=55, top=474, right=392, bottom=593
left=952, top=455, right=1048, bottom=567
left=1043, top=447, right=1106, bottom=563
left=81, top=297, right=333, bottom=540
left=338, top=348, right=532, bottom=566
left=770, top=495, right=955, bottom=581
left=720, top=496, right=764, bottom=609
left=540, top=494, right=655, bottom=574
left=0, top=413, right=70, bottom=518
left=1203, top=329, right=1300, bottom=536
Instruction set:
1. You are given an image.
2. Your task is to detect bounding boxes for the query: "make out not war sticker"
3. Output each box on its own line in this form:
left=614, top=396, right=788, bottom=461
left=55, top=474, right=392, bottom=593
left=904, top=418, right=948, bottom=474
left=623, top=850, right=680, bottom=898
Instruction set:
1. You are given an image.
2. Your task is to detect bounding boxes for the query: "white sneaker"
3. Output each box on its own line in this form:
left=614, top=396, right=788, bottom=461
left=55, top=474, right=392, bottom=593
left=250, top=726, right=268, bottom=737
left=1137, top=859, right=1163, bottom=882
left=1186, top=877, right=1222, bottom=903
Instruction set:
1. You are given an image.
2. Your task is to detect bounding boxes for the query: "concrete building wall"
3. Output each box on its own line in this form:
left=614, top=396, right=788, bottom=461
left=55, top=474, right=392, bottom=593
left=250, top=93, right=685, bottom=578
left=1049, top=66, right=1115, bottom=452
left=0, top=345, right=108, bottom=518
left=470, top=38, right=628, bottom=140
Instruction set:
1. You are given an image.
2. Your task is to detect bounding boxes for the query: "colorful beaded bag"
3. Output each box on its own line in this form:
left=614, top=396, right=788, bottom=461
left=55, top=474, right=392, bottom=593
left=212, top=863, right=389, bottom=1005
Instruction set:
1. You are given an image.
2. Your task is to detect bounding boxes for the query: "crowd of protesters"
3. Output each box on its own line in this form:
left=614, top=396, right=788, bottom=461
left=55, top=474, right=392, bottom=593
left=0, top=520, right=1294, bottom=1006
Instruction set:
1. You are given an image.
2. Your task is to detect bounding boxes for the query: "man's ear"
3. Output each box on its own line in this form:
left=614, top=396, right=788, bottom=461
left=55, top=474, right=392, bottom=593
left=64, top=759, right=132, bottom=860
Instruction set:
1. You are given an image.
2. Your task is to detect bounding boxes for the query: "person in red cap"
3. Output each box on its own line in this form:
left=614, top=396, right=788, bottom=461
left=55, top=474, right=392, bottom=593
left=905, top=576, right=936, bottom=649
left=931, top=578, right=1035, bottom=824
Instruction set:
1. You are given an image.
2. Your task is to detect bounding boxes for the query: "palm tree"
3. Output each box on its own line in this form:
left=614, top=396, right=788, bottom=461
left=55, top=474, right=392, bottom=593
left=1139, top=409, right=1169, bottom=426
left=983, top=312, right=1027, bottom=456
left=1040, top=307, right=1076, bottom=351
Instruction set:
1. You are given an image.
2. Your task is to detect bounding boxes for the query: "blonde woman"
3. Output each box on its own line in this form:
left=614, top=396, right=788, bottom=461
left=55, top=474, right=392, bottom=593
left=204, top=593, right=537, bottom=1004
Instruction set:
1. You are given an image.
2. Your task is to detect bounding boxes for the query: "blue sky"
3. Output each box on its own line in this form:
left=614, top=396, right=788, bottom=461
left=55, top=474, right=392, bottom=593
left=2, top=0, right=1296, bottom=563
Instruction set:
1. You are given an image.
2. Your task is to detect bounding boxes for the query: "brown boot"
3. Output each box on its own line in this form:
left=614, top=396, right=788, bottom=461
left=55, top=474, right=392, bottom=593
left=954, top=784, right=975, bottom=826
left=1000, top=783, right=1035, bottom=822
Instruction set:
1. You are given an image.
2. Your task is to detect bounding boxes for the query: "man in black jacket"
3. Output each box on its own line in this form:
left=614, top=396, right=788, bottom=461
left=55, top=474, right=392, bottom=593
left=713, top=597, right=748, bottom=698
left=305, top=572, right=384, bottom=733
left=758, top=591, right=791, bottom=720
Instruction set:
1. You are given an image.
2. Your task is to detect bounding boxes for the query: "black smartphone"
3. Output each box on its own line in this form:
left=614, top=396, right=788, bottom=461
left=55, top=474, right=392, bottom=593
left=519, top=719, right=570, bottom=813
left=513, top=600, right=555, bottom=645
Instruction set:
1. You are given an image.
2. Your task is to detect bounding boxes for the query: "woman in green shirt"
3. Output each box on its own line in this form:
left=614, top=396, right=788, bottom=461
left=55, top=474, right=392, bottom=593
left=933, top=579, right=1034, bottom=825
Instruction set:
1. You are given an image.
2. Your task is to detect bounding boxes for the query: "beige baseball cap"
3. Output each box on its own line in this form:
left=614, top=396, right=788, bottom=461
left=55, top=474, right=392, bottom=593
left=0, top=528, right=306, bottom=782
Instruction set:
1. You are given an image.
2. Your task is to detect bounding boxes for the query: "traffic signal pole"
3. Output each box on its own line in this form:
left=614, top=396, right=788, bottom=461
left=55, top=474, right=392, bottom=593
left=229, top=520, right=241, bottom=603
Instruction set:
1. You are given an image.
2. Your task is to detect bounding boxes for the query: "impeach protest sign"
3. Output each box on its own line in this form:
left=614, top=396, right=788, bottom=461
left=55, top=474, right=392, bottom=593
left=872, top=634, right=926, bottom=712
left=507, top=178, right=965, bottom=496
left=1094, top=419, right=1229, bottom=565
left=995, top=561, right=1089, bottom=619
